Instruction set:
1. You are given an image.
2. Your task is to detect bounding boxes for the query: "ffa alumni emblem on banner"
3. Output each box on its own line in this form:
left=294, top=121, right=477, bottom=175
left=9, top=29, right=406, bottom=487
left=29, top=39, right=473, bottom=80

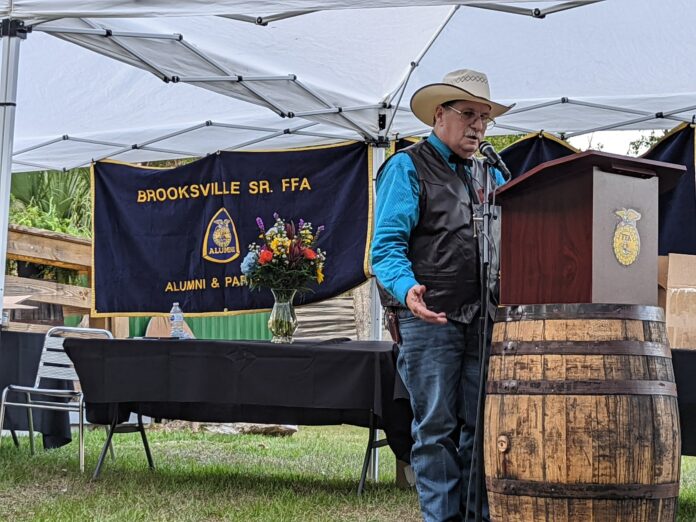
left=612, top=208, right=641, bottom=266
left=203, top=208, right=240, bottom=263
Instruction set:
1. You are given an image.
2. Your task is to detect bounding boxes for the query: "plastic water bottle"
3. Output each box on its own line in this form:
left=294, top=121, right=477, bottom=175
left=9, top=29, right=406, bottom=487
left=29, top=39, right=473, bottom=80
left=169, top=302, right=185, bottom=338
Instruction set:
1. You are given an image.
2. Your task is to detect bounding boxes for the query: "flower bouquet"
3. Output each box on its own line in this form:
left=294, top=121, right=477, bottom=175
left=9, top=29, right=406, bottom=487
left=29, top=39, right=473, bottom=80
left=241, top=213, right=326, bottom=343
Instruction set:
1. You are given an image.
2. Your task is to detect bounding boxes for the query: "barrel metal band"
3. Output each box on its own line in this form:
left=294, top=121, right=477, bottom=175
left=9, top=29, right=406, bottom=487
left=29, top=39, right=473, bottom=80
left=497, top=304, right=664, bottom=322
left=486, top=478, right=680, bottom=500
left=487, top=379, right=677, bottom=396
left=490, top=340, right=671, bottom=358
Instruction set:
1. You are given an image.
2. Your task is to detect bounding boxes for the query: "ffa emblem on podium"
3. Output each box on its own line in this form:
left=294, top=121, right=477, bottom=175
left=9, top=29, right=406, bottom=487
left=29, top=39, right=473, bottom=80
left=202, top=207, right=240, bottom=263
left=612, top=208, right=641, bottom=266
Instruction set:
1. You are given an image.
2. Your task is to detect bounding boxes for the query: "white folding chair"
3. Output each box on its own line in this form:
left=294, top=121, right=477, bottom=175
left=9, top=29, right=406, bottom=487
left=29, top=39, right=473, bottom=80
left=0, top=326, right=114, bottom=472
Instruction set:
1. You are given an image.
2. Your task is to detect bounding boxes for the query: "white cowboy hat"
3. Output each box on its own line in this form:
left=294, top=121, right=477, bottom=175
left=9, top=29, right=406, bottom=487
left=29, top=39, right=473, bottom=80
left=410, top=68, right=514, bottom=127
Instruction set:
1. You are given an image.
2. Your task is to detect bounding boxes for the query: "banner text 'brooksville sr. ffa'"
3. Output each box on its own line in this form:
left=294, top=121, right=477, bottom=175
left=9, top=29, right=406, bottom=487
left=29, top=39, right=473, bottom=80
left=92, top=142, right=372, bottom=316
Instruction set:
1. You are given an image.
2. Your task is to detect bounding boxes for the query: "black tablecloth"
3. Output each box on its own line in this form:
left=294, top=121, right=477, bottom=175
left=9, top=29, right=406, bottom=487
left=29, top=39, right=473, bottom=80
left=63, top=337, right=413, bottom=461
left=671, top=349, right=696, bottom=456
left=0, top=330, right=72, bottom=449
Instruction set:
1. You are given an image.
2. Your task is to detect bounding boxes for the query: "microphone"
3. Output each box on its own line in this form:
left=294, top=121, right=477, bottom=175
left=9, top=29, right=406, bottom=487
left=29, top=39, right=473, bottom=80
left=478, top=141, right=512, bottom=181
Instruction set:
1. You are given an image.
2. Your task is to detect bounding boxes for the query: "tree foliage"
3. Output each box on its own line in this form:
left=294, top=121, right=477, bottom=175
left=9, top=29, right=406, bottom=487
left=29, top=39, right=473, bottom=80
left=10, top=168, right=92, bottom=237
left=8, top=168, right=92, bottom=283
left=627, top=130, right=667, bottom=157
left=485, top=134, right=524, bottom=151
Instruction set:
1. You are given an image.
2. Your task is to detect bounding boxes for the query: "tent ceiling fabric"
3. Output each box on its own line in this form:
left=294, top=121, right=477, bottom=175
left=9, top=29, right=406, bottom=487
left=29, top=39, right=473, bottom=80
left=8, top=0, right=696, bottom=172
left=38, top=7, right=454, bottom=136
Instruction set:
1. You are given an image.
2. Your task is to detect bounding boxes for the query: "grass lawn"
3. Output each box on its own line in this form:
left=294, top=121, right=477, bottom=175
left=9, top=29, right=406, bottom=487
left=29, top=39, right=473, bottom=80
left=0, top=425, right=420, bottom=521
left=2, top=425, right=696, bottom=521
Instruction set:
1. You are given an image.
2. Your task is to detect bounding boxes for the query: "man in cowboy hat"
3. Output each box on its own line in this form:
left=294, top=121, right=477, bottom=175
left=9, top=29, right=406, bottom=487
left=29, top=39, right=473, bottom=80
left=371, top=69, right=513, bottom=521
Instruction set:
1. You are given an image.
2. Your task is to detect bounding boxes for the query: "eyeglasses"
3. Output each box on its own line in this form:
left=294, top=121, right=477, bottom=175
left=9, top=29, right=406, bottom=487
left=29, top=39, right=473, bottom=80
left=445, top=105, right=495, bottom=128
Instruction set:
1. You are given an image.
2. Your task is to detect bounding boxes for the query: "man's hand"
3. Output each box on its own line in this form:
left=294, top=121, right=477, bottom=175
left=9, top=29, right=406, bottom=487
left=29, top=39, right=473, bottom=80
left=406, top=285, right=447, bottom=324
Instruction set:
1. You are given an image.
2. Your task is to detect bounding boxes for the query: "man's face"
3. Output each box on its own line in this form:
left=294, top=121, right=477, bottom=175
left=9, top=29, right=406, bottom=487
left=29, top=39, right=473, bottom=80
left=433, top=100, right=491, bottom=159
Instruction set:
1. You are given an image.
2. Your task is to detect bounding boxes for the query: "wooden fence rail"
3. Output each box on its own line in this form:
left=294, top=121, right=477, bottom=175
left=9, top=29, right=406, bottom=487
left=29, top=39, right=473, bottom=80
left=4, top=224, right=94, bottom=334
left=7, top=224, right=91, bottom=272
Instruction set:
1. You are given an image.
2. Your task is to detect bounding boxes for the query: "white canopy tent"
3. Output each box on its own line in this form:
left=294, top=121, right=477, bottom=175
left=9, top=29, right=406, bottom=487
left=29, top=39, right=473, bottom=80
left=9, top=0, right=696, bottom=171
left=2, top=0, right=696, bottom=325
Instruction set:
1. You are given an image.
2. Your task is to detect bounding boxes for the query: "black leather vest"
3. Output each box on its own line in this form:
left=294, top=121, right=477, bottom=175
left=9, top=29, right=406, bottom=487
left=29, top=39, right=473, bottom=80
left=376, top=139, right=501, bottom=324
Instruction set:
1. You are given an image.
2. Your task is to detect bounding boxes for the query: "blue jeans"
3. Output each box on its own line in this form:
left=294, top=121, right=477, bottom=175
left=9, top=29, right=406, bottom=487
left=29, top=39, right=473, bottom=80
left=397, top=310, right=489, bottom=522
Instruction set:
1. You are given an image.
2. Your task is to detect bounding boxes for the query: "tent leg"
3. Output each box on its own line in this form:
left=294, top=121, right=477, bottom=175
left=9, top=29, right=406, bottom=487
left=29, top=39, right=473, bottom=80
left=369, top=145, right=386, bottom=342
left=0, top=20, right=24, bottom=320
left=366, top=145, right=386, bottom=476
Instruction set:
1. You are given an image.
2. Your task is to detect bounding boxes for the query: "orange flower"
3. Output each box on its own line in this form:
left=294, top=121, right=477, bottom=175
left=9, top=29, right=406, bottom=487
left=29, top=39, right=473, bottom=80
left=303, top=248, right=317, bottom=260
left=259, top=250, right=274, bottom=264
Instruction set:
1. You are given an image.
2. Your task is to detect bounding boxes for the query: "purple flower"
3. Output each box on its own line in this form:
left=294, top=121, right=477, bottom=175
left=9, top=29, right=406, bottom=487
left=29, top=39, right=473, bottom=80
left=255, top=217, right=265, bottom=232
left=316, top=225, right=325, bottom=239
left=273, top=212, right=280, bottom=220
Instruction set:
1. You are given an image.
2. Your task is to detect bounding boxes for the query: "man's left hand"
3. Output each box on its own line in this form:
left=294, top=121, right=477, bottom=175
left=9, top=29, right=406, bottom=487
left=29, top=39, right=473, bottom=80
left=405, top=284, right=447, bottom=324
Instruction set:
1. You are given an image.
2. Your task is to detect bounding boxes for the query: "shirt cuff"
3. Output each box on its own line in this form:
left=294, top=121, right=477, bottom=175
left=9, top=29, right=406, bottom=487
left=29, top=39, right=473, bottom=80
left=394, top=277, right=419, bottom=307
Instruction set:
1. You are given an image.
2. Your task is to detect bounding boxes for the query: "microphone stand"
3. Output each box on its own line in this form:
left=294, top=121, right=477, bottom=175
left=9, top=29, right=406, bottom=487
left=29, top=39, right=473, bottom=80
left=467, top=159, right=497, bottom=522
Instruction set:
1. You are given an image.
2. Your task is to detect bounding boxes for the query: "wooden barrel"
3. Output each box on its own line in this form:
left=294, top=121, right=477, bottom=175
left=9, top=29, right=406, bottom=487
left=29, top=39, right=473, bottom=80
left=484, top=304, right=680, bottom=522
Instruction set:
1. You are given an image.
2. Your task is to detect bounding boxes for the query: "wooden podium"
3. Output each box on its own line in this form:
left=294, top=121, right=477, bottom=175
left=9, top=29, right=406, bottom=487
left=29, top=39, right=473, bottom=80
left=495, top=151, right=685, bottom=306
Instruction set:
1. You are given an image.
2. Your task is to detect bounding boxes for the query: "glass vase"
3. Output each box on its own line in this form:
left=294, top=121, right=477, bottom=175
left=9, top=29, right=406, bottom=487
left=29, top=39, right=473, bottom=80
left=268, top=288, right=298, bottom=343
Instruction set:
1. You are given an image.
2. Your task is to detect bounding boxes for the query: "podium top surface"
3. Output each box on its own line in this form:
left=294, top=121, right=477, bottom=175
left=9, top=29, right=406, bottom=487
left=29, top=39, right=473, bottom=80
left=496, top=150, right=686, bottom=198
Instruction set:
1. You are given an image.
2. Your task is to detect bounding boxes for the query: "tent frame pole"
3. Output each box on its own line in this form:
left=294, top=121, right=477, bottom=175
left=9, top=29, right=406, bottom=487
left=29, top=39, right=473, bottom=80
left=15, top=120, right=363, bottom=173
left=79, top=18, right=170, bottom=80
left=0, top=19, right=24, bottom=325
left=467, top=0, right=604, bottom=18
left=369, top=144, right=386, bottom=345
left=221, top=122, right=318, bottom=152
left=12, top=159, right=55, bottom=171
left=35, top=25, right=182, bottom=40
left=367, top=142, right=386, bottom=483
left=384, top=5, right=460, bottom=136
left=177, top=39, right=290, bottom=117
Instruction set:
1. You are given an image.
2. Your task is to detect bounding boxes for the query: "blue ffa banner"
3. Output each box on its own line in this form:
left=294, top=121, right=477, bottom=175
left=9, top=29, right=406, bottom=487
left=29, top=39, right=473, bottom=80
left=499, top=132, right=577, bottom=179
left=92, top=142, right=372, bottom=316
left=643, top=123, right=696, bottom=255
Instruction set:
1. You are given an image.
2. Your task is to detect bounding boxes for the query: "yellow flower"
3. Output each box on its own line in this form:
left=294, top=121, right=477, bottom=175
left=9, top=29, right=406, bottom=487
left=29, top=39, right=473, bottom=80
left=270, top=237, right=290, bottom=255
left=316, top=265, right=325, bottom=284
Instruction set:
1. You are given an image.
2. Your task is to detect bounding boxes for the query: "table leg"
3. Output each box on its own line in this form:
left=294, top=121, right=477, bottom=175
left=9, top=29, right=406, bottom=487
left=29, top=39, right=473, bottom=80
left=357, top=411, right=376, bottom=495
left=92, top=407, right=119, bottom=480
left=137, top=413, right=155, bottom=469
